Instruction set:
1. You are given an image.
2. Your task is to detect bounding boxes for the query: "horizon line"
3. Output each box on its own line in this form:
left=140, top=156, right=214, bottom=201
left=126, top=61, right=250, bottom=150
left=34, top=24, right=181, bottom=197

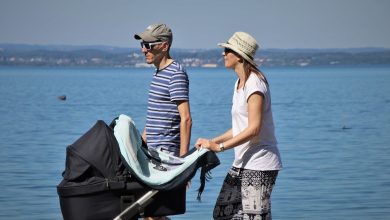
left=1, top=43, right=390, bottom=51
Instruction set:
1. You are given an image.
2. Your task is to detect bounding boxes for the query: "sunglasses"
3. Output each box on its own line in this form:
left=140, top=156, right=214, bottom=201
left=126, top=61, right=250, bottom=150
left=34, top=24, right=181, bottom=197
left=224, top=48, right=235, bottom=54
left=140, top=41, right=163, bottom=51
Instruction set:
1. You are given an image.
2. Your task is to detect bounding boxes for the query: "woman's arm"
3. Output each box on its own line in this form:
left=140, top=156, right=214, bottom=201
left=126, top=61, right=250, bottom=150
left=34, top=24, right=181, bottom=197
left=211, top=129, right=233, bottom=144
left=195, top=92, right=263, bottom=152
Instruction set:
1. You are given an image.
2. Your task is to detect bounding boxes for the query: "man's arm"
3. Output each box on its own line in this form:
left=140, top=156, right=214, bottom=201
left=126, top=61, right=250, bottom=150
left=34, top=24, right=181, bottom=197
left=142, top=127, right=147, bottom=143
left=177, top=100, right=192, bottom=156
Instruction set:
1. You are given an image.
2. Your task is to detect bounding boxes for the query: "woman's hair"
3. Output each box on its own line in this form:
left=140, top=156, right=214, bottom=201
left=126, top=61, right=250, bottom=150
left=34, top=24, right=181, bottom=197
left=242, top=60, right=268, bottom=86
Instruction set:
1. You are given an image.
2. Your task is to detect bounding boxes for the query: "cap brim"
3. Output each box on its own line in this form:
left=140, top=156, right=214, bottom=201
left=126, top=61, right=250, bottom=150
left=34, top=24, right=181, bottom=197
left=134, top=34, right=142, bottom=40
left=133, top=33, right=159, bottom=42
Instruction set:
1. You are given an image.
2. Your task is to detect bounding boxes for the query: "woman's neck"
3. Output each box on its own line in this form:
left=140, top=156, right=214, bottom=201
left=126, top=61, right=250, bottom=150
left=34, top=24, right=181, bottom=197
left=235, top=64, right=246, bottom=89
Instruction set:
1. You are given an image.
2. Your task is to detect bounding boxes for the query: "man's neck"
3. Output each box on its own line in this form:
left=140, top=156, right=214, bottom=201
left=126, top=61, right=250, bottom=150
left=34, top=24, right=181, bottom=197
left=155, top=55, right=173, bottom=71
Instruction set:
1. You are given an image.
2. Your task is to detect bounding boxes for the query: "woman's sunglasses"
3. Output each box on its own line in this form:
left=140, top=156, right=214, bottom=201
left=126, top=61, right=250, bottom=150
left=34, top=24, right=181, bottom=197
left=224, top=48, right=235, bottom=54
left=140, top=42, right=163, bottom=51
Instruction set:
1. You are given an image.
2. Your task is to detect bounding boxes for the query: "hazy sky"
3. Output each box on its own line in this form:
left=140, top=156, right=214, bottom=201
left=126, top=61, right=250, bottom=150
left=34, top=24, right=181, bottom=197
left=1, top=0, right=390, bottom=49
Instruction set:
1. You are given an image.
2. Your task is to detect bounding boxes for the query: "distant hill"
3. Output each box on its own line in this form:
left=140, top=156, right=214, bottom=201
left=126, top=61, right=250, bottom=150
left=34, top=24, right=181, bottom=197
left=1, top=44, right=390, bottom=67
left=0, top=44, right=131, bottom=53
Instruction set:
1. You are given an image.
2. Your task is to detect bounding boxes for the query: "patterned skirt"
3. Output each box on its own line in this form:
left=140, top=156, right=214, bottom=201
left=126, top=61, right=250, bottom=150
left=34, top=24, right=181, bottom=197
left=213, top=167, right=278, bottom=220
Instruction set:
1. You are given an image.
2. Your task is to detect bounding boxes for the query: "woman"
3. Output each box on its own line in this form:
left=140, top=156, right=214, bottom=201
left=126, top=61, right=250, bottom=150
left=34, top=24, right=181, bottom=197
left=195, top=32, right=282, bottom=220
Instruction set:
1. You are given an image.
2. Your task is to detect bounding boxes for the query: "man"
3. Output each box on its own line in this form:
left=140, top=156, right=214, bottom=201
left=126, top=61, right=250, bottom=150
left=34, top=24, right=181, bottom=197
left=134, top=24, right=192, bottom=158
left=134, top=24, right=191, bottom=220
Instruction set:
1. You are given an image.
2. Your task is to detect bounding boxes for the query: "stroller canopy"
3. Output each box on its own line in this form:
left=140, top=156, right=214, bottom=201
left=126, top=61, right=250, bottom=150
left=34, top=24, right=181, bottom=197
left=57, top=120, right=128, bottom=197
left=114, top=114, right=219, bottom=191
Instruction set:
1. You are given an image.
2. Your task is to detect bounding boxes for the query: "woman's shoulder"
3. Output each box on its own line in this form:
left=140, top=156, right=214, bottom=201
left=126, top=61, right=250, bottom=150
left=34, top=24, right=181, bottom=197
left=248, top=73, right=266, bottom=86
left=245, top=73, right=267, bottom=94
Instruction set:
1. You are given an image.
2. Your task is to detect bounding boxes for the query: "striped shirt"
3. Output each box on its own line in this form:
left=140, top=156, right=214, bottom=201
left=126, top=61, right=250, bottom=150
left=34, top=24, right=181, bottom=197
left=145, top=61, right=189, bottom=156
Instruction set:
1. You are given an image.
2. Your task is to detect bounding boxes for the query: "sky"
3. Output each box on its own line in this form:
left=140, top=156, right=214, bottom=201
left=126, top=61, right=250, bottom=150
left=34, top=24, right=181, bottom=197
left=1, top=0, right=390, bottom=49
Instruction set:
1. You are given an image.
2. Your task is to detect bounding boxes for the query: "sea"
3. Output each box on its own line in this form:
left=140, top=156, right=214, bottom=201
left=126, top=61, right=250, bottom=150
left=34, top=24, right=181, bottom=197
left=0, top=65, right=390, bottom=220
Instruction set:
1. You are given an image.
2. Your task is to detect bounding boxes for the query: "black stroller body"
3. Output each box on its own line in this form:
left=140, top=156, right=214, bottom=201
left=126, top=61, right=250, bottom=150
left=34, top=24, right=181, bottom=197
left=57, top=118, right=219, bottom=220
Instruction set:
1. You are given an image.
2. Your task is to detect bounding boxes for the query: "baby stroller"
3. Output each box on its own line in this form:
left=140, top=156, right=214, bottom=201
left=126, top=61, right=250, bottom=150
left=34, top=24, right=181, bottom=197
left=57, top=114, right=219, bottom=220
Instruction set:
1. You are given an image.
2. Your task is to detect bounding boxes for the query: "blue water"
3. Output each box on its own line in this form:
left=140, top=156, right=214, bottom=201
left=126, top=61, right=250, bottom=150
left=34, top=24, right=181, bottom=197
left=0, top=66, right=390, bottom=220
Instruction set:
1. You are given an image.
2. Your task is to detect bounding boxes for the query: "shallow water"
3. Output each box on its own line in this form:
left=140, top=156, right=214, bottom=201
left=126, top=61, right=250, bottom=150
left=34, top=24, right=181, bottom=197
left=0, top=66, right=389, bottom=219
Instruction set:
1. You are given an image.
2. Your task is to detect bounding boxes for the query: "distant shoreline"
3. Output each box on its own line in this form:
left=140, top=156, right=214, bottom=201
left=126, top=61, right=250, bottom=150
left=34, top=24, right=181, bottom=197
left=1, top=44, right=390, bottom=68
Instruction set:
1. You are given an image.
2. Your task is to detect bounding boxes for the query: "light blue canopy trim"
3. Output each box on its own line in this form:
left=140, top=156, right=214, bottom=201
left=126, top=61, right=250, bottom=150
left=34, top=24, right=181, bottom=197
left=114, top=114, right=210, bottom=187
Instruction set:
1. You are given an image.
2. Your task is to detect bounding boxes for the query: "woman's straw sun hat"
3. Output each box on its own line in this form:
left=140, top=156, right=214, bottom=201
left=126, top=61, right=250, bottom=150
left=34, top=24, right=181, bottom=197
left=218, top=32, right=259, bottom=67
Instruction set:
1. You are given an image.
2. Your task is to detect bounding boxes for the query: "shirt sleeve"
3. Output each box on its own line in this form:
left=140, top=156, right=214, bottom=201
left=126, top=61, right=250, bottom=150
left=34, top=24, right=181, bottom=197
left=169, top=70, right=189, bottom=102
left=245, top=74, right=267, bottom=102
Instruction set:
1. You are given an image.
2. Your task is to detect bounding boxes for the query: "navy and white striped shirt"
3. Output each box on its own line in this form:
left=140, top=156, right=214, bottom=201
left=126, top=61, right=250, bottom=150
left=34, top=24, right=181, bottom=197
left=145, top=61, right=189, bottom=155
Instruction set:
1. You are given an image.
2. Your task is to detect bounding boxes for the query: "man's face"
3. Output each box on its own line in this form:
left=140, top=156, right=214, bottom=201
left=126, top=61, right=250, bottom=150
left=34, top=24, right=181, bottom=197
left=140, top=41, right=165, bottom=64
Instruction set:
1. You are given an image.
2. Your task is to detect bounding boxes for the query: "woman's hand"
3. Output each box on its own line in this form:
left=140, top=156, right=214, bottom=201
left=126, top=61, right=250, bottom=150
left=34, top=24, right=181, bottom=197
left=195, top=138, right=219, bottom=152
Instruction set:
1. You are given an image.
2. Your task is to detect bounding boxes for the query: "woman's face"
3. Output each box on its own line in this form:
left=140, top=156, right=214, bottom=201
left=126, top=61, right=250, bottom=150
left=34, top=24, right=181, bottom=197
left=222, top=48, right=241, bottom=69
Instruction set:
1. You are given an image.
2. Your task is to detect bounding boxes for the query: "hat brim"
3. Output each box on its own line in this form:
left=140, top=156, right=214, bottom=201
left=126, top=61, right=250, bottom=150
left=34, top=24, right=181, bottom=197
left=134, top=33, right=159, bottom=42
left=218, top=43, right=258, bottom=67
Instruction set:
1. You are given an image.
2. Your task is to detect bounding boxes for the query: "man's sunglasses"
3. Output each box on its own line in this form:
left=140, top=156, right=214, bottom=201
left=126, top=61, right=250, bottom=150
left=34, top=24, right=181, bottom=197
left=140, top=42, right=163, bottom=51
